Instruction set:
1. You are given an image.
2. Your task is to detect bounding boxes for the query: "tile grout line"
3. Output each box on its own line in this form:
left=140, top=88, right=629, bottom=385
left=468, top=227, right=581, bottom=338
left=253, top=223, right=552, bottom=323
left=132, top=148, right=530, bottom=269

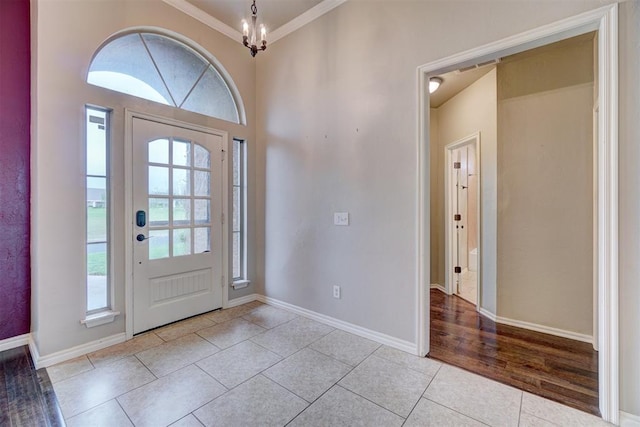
left=422, top=396, right=493, bottom=426
left=115, top=397, right=136, bottom=426
left=517, top=392, right=524, bottom=426
left=284, top=341, right=377, bottom=426
left=63, top=354, right=159, bottom=422
left=400, top=363, right=444, bottom=426
left=287, top=344, right=422, bottom=424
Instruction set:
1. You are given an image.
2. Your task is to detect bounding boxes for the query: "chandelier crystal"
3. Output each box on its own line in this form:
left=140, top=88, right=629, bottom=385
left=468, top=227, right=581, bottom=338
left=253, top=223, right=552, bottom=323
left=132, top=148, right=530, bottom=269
left=242, top=0, right=267, bottom=57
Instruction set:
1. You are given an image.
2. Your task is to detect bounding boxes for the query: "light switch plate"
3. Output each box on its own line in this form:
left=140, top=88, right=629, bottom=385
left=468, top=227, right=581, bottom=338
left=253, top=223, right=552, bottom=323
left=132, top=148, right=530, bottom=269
left=334, top=212, right=349, bottom=226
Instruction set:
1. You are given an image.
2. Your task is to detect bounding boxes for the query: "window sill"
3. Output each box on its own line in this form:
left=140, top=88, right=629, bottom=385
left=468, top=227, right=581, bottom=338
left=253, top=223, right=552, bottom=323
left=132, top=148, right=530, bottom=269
left=231, top=280, right=250, bottom=290
left=81, top=310, right=120, bottom=328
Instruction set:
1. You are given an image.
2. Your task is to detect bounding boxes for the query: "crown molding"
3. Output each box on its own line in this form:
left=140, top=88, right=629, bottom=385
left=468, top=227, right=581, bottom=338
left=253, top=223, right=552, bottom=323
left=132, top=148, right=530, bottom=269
left=162, top=0, right=243, bottom=44
left=163, top=0, right=348, bottom=46
left=269, top=0, right=348, bottom=43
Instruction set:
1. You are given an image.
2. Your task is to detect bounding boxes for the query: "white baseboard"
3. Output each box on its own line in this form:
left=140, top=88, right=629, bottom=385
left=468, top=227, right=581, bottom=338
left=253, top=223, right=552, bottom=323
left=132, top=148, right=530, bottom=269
left=430, top=283, right=446, bottom=293
left=0, top=333, right=31, bottom=352
left=495, top=315, right=592, bottom=343
left=478, top=307, right=497, bottom=321
left=476, top=309, right=593, bottom=344
left=621, top=411, right=640, bottom=427
left=257, top=295, right=417, bottom=355
left=30, top=333, right=127, bottom=369
left=227, top=293, right=260, bottom=308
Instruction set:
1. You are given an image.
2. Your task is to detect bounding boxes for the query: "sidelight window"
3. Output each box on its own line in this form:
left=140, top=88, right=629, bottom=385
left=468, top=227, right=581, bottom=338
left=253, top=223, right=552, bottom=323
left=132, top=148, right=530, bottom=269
left=86, top=107, right=110, bottom=312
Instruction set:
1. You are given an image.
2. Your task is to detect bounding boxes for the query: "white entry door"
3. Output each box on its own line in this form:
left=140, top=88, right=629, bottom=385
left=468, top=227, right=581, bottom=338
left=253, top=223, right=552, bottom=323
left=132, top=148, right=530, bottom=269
left=132, top=117, right=224, bottom=334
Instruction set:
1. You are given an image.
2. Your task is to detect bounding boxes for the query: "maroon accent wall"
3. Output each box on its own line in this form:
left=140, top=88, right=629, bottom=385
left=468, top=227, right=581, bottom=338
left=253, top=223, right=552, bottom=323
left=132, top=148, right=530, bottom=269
left=0, top=0, right=31, bottom=340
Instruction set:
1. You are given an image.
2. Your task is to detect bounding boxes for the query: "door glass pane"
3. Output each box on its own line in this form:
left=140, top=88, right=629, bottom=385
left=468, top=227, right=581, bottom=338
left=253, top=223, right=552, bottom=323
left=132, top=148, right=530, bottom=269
left=87, top=114, right=107, bottom=176
left=149, top=229, right=169, bottom=259
left=173, top=140, right=191, bottom=166
left=87, top=243, right=107, bottom=310
left=141, top=33, right=208, bottom=107
left=194, top=144, right=210, bottom=169
left=87, top=33, right=173, bottom=106
left=149, top=138, right=169, bottom=164
left=173, top=229, right=191, bottom=256
left=149, top=166, right=169, bottom=195
left=232, top=140, right=240, bottom=185
left=233, top=232, right=240, bottom=278
left=194, top=171, right=210, bottom=196
left=194, top=200, right=210, bottom=224
left=87, top=243, right=107, bottom=276
left=233, top=187, right=240, bottom=232
left=149, top=198, right=169, bottom=226
left=182, top=65, right=239, bottom=123
left=194, top=227, right=211, bottom=253
left=173, top=168, right=190, bottom=196
left=87, top=177, right=107, bottom=241
left=173, top=199, right=191, bottom=226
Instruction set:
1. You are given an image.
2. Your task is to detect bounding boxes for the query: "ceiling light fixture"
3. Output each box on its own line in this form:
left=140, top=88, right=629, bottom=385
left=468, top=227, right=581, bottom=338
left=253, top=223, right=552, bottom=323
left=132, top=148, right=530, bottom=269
left=429, top=77, right=443, bottom=94
left=242, top=0, right=267, bottom=57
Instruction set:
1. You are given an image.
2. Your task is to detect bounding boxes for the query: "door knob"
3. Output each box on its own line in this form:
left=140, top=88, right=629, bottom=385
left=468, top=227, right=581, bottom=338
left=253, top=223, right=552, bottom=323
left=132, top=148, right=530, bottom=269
left=136, top=234, right=149, bottom=242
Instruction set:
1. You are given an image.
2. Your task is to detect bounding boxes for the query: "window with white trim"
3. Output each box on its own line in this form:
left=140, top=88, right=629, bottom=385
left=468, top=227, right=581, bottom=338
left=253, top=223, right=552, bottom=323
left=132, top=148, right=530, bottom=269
left=232, top=139, right=247, bottom=282
left=86, top=107, right=110, bottom=312
left=87, top=32, right=241, bottom=124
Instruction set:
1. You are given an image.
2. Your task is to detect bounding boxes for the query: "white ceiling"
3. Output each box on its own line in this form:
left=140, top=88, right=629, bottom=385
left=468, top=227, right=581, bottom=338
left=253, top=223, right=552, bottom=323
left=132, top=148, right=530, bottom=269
left=186, top=0, right=324, bottom=33
left=429, top=66, right=495, bottom=109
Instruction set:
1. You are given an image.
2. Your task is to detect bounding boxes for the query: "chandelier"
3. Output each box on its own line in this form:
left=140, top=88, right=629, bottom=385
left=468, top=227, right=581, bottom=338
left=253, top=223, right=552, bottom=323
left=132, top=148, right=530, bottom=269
left=242, top=0, right=267, bottom=57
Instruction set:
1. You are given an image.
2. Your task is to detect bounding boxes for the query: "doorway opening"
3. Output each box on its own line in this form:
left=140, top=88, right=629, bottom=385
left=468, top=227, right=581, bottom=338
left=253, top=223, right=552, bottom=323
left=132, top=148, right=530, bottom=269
left=416, top=4, right=618, bottom=423
left=430, top=31, right=598, bottom=414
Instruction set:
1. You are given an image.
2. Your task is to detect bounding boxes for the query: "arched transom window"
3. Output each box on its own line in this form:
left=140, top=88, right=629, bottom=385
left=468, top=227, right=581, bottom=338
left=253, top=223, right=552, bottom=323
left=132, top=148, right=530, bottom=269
left=88, top=32, right=242, bottom=124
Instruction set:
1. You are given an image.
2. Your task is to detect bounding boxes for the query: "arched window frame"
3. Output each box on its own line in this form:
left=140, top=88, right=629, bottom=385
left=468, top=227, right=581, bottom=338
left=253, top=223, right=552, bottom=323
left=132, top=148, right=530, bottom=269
left=87, top=27, right=246, bottom=126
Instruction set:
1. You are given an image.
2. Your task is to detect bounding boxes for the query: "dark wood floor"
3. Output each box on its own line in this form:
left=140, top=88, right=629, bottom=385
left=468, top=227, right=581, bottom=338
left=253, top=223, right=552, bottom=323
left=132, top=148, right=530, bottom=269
left=429, top=289, right=599, bottom=416
left=0, top=345, right=65, bottom=426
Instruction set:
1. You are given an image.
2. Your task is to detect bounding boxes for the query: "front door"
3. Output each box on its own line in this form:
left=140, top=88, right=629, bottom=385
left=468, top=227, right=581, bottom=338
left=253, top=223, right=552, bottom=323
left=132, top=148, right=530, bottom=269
left=132, top=117, right=224, bottom=334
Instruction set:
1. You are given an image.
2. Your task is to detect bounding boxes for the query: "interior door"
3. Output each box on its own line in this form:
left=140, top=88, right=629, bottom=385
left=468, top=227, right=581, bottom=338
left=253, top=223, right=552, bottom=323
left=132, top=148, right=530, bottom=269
left=458, top=146, right=469, bottom=270
left=132, top=117, right=223, bottom=334
left=452, top=147, right=468, bottom=294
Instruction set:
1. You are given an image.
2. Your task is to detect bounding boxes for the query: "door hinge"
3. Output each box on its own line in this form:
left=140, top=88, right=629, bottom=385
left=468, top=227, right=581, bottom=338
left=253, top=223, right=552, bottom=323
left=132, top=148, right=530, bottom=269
left=454, top=162, right=461, bottom=169
left=221, top=149, right=226, bottom=161
left=454, top=266, right=462, bottom=274
left=221, top=275, right=225, bottom=288
left=221, top=213, right=225, bottom=224
left=454, top=214, right=461, bottom=221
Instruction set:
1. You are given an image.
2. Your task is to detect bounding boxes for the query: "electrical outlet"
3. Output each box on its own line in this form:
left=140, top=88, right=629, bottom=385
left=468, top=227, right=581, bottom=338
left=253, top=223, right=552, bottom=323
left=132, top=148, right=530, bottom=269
left=334, top=212, right=349, bottom=226
left=333, top=285, right=341, bottom=299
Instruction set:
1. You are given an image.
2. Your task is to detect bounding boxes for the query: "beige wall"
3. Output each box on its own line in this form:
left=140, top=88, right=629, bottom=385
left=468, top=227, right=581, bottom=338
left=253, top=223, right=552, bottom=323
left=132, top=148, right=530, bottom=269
left=618, top=0, right=640, bottom=414
left=31, top=0, right=256, bottom=356
left=430, top=69, right=498, bottom=313
left=496, top=36, right=595, bottom=335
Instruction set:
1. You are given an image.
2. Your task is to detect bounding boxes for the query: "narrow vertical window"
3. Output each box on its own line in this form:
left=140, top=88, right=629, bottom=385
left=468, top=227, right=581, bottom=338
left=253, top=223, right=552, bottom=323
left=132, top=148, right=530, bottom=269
left=86, top=107, right=110, bottom=312
left=232, top=139, right=246, bottom=282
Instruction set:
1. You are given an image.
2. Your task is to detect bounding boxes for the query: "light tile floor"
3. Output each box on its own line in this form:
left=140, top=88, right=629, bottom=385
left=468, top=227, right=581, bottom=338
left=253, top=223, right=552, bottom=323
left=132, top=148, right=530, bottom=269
left=49, top=300, right=611, bottom=427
